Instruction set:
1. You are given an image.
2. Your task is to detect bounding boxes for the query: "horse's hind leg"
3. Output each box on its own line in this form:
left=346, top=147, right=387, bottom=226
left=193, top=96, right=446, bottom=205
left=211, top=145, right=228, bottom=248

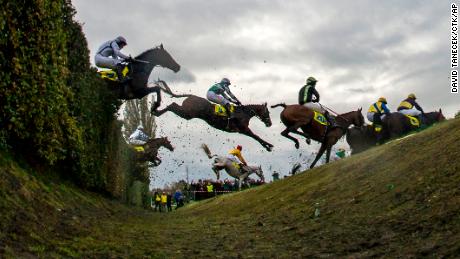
left=152, top=102, right=192, bottom=120
left=281, top=128, right=300, bottom=149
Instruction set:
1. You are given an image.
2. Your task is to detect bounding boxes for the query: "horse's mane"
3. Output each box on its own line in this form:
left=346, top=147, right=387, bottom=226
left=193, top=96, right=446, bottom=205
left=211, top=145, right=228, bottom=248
left=135, top=45, right=162, bottom=60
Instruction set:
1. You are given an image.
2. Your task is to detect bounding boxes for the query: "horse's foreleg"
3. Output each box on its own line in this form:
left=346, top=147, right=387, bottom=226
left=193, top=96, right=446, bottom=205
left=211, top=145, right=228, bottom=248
left=212, top=166, right=221, bottom=180
left=281, top=128, right=300, bottom=149
left=310, top=143, right=327, bottom=169
left=148, top=86, right=162, bottom=111
left=240, top=129, right=274, bottom=151
left=325, top=147, right=332, bottom=163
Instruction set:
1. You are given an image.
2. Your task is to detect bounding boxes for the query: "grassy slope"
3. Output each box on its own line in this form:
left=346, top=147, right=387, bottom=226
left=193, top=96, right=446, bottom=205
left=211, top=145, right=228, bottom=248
left=1, top=118, right=459, bottom=258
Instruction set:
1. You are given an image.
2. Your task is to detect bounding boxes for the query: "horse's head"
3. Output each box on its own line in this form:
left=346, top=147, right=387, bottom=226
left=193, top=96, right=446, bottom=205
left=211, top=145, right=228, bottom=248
left=352, top=108, right=365, bottom=127
left=135, top=44, right=180, bottom=73
left=436, top=108, right=446, bottom=122
left=248, top=103, right=272, bottom=127
left=160, top=137, right=174, bottom=151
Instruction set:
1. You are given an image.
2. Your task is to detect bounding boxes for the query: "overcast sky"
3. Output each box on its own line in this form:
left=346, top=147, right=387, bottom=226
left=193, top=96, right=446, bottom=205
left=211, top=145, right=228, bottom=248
left=73, top=0, right=457, bottom=188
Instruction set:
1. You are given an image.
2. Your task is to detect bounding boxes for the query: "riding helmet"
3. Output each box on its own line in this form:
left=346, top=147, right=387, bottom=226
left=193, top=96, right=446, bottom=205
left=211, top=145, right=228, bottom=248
left=408, top=93, right=416, bottom=99
left=137, top=125, right=144, bottom=130
left=378, top=97, right=387, bottom=103
left=221, top=78, right=231, bottom=85
left=115, top=36, right=127, bottom=45
left=236, top=145, right=242, bottom=151
left=306, top=76, right=317, bottom=85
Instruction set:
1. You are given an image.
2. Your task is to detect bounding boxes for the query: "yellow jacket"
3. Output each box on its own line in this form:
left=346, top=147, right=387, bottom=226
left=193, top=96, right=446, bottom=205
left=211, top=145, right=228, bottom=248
left=161, top=194, right=167, bottom=203
left=229, top=148, right=247, bottom=165
left=368, top=101, right=387, bottom=114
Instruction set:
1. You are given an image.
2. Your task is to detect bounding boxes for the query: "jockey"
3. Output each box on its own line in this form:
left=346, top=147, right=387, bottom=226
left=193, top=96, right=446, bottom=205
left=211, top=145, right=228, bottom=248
left=95, top=36, right=131, bottom=83
left=227, top=145, right=249, bottom=173
left=206, top=78, right=242, bottom=118
left=367, top=97, right=391, bottom=126
left=299, top=76, right=322, bottom=112
left=298, top=76, right=336, bottom=133
left=397, top=93, right=425, bottom=123
left=128, top=125, right=150, bottom=146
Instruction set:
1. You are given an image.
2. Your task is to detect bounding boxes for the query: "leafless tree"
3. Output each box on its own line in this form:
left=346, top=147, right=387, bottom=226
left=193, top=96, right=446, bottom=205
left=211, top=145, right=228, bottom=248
left=122, top=96, right=157, bottom=140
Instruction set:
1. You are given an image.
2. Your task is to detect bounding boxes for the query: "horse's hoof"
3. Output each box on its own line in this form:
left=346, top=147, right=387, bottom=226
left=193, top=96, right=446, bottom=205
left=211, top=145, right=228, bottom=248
left=266, top=146, right=273, bottom=152
left=295, top=143, right=299, bottom=149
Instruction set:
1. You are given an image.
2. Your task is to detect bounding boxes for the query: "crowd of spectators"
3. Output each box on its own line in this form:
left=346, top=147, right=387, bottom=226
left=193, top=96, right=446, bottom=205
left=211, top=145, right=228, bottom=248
left=189, top=178, right=264, bottom=201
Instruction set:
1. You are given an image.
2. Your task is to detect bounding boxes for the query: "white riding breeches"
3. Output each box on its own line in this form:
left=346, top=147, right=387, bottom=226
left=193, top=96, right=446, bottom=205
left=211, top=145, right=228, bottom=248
left=367, top=112, right=386, bottom=122
left=207, top=91, right=229, bottom=105
left=95, top=54, right=122, bottom=69
left=398, top=108, right=421, bottom=116
left=227, top=155, right=242, bottom=164
left=303, top=102, right=325, bottom=113
left=129, top=139, right=146, bottom=146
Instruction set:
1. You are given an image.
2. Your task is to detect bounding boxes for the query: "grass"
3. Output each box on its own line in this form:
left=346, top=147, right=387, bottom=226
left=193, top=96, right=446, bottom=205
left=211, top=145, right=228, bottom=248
left=1, top=118, right=460, bottom=258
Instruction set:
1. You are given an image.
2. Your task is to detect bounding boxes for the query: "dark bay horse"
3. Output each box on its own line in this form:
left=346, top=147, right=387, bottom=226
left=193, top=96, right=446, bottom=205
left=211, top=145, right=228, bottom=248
left=381, top=109, right=445, bottom=140
left=152, top=93, right=274, bottom=151
left=346, top=125, right=377, bottom=154
left=105, top=44, right=180, bottom=106
left=136, top=137, right=174, bottom=166
left=271, top=103, right=364, bottom=168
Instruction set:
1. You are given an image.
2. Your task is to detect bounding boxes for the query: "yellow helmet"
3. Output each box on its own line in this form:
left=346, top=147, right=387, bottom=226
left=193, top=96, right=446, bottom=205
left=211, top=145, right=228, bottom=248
left=408, top=93, right=416, bottom=99
left=378, top=97, right=387, bottom=103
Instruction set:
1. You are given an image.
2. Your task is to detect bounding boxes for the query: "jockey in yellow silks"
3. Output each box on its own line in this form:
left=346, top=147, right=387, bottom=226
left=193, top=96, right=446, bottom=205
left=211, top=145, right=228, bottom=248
left=228, top=145, right=249, bottom=173
left=397, top=93, right=425, bottom=124
left=367, top=97, right=391, bottom=126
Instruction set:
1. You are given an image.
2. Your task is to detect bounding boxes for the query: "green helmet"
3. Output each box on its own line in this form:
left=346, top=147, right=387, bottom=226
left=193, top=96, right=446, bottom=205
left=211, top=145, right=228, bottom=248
left=306, top=76, right=317, bottom=85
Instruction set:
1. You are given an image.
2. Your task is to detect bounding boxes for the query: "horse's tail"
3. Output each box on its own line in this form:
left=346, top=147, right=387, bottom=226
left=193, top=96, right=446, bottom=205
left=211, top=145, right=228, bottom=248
left=157, top=80, right=192, bottom=98
left=271, top=103, right=287, bottom=109
left=201, top=143, right=216, bottom=159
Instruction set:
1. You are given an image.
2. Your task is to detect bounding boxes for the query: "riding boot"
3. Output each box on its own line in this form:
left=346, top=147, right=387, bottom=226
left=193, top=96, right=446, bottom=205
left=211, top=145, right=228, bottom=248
left=418, top=114, right=426, bottom=126
left=116, top=63, right=131, bottom=84
left=325, top=111, right=336, bottom=128
left=225, top=103, right=234, bottom=130
left=225, top=103, right=234, bottom=118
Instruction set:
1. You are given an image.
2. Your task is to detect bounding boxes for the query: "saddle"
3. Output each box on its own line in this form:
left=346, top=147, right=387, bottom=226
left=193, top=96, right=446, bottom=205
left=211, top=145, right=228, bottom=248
left=213, top=103, right=236, bottom=117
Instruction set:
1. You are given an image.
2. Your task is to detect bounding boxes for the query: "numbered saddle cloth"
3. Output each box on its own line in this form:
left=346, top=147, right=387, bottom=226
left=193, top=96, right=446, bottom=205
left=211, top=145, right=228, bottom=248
left=313, top=111, right=329, bottom=126
left=97, top=66, right=129, bottom=81
left=404, top=115, right=420, bottom=127
left=214, top=104, right=235, bottom=116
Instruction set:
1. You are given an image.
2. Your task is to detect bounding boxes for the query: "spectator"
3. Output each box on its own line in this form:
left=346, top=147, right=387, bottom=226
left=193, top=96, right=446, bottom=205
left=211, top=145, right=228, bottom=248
left=166, top=192, right=172, bottom=212
left=160, top=192, right=167, bottom=212
left=153, top=191, right=161, bottom=212
left=174, top=189, right=184, bottom=209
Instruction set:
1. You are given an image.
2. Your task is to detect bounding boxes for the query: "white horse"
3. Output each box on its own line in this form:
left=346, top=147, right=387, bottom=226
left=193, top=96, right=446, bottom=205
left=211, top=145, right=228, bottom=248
left=201, top=144, right=265, bottom=190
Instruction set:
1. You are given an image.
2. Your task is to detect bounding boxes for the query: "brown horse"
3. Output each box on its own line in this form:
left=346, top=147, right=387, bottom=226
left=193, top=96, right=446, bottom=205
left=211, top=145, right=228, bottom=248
left=152, top=93, right=274, bottom=151
left=104, top=44, right=180, bottom=106
left=381, top=109, right=445, bottom=140
left=136, top=137, right=174, bottom=166
left=271, top=103, right=364, bottom=168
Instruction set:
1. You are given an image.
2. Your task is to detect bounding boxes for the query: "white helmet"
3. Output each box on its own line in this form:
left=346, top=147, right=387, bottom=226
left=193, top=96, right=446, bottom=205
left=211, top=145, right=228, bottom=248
left=137, top=125, right=144, bottom=130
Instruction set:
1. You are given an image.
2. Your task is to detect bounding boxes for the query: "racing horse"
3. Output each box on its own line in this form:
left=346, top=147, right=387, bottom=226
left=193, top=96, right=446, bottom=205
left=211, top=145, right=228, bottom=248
left=271, top=103, right=364, bottom=168
left=152, top=83, right=274, bottom=151
left=201, top=144, right=265, bottom=190
left=381, top=109, right=445, bottom=141
left=100, top=44, right=180, bottom=108
left=136, top=137, right=174, bottom=166
left=346, top=125, right=378, bottom=154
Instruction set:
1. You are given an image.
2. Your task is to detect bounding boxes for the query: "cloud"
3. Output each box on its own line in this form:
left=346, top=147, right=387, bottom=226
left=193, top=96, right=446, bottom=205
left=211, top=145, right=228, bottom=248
left=72, top=0, right=457, bottom=187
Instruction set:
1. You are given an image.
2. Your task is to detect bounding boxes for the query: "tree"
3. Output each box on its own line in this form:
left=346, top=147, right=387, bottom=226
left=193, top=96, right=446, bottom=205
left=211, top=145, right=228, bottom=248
left=122, top=96, right=157, bottom=140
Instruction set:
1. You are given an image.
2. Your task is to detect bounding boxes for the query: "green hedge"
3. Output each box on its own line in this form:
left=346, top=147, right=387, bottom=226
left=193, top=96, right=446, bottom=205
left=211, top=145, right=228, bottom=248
left=0, top=0, right=144, bottom=195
